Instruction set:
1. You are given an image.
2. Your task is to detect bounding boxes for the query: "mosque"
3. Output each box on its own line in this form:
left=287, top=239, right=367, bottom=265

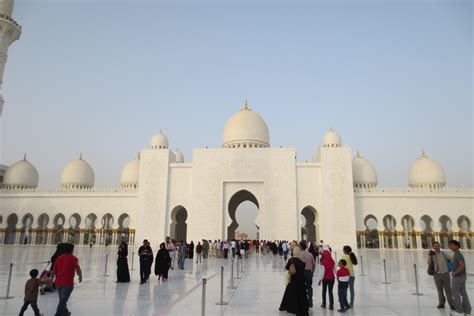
left=0, top=1, right=472, bottom=252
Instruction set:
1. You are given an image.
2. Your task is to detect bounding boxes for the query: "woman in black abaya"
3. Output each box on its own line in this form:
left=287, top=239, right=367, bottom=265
left=279, top=247, right=309, bottom=316
left=117, top=241, right=131, bottom=283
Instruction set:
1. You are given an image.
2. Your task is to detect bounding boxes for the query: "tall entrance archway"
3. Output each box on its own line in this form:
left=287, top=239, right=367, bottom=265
left=170, top=206, right=188, bottom=242
left=300, top=206, right=318, bottom=242
left=227, top=190, right=259, bottom=240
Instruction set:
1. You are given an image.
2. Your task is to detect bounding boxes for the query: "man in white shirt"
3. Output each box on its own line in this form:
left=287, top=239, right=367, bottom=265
left=230, top=240, right=237, bottom=258
left=282, top=241, right=289, bottom=260
left=165, top=237, right=176, bottom=269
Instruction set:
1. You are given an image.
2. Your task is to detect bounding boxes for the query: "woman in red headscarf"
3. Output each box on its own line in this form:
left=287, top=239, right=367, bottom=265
left=318, top=250, right=336, bottom=310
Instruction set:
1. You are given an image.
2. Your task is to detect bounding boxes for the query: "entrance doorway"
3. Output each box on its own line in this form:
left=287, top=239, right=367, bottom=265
left=227, top=190, right=259, bottom=240
left=300, top=206, right=318, bottom=241
left=170, top=206, right=188, bottom=242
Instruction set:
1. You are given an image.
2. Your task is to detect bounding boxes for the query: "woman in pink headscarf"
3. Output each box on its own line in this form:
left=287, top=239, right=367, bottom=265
left=318, top=250, right=336, bottom=310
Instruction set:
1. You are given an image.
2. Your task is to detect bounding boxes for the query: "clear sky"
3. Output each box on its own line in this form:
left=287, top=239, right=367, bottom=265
left=4, top=0, right=473, bottom=193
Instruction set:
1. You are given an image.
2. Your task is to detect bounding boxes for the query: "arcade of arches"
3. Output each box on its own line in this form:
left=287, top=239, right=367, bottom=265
left=358, top=214, right=473, bottom=250
left=0, top=212, right=135, bottom=246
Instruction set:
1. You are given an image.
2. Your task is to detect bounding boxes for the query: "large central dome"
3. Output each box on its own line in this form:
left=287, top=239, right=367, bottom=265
left=222, top=101, right=270, bottom=148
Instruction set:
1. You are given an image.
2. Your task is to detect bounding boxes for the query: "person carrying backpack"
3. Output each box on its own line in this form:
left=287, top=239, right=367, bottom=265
left=427, top=241, right=455, bottom=310
left=342, top=245, right=358, bottom=308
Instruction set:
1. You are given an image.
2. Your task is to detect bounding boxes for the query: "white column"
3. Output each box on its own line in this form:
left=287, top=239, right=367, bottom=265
left=79, top=230, right=85, bottom=245
left=31, top=231, right=36, bottom=245
left=47, top=231, right=52, bottom=244
left=415, top=233, right=422, bottom=249
left=379, top=232, right=385, bottom=248
left=15, top=230, right=20, bottom=244
left=396, top=233, right=402, bottom=249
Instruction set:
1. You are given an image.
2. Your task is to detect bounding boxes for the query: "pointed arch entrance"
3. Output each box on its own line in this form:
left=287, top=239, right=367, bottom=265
left=170, top=206, right=188, bottom=242
left=227, top=190, right=259, bottom=240
left=300, top=206, right=318, bottom=242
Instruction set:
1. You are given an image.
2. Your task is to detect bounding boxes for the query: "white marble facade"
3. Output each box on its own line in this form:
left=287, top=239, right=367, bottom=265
left=0, top=104, right=473, bottom=253
left=0, top=1, right=473, bottom=253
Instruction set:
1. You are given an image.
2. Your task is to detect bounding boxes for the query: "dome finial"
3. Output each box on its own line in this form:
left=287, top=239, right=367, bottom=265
left=23, top=152, right=27, bottom=161
left=356, top=149, right=361, bottom=158
left=243, top=99, right=249, bottom=110
left=421, top=150, right=427, bottom=158
left=137, top=152, right=141, bottom=160
left=79, top=152, right=83, bottom=160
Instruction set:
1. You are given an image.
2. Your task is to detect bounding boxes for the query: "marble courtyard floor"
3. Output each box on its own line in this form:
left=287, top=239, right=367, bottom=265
left=0, top=245, right=473, bottom=315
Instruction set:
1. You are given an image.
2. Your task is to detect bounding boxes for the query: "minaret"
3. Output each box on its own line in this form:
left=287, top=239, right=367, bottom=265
left=0, top=0, right=21, bottom=179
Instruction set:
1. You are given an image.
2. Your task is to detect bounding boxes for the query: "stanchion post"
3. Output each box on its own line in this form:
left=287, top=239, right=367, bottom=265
left=360, top=255, right=366, bottom=276
left=201, top=278, right=207, bottom=316
left=412, top=264, right=423, bottom=296
left=382, top=259, right=390, bottom=284
left=228, top=260, right=236, bottom=289
left=215, top=266, right=228, bottom=305
left=0, top=263, right=14, bottom=299
left=104, top=254, right=109, bottom=277
left=236, top=257, right=242, bottom=279
left=130, top=251, right=135, bottom=271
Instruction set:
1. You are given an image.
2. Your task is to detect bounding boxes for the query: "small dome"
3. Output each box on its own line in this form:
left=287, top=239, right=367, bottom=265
left=61, top=153, right=95, bottom=189
left=409, top=151, right=446, bottom=189
left=352, top=150, right=377, bottom=188
left=323, top=128, right=341, bottom=147
left=312, top=147, right=321, bottom=162
left=222, top=100, right=270, bottom=148
left=151, top=130, right=169, bottom=149
left=3, top=154, right=39, bottom=189
left=173, top=149, right=184, bottom=163
left=121, top=153, right=140, bottom=188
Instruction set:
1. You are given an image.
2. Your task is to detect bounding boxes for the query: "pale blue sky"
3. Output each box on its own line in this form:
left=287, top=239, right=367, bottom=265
left=3, top=0, right=473, bottom=191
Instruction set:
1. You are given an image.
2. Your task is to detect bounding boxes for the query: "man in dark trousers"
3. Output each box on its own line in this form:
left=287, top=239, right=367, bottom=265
left=138, top=239, right=153, bottom=284
left=51, top=243, right=82, bottom=316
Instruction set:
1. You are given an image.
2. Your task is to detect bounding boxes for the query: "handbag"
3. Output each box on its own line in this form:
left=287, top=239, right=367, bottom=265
left=427, top=256, right=435, bottom=276
left=288, top=262, right=296, bottom=275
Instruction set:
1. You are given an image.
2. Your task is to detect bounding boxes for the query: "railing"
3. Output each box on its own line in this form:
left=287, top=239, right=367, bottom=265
left=0, top=13, right=21, bottom=30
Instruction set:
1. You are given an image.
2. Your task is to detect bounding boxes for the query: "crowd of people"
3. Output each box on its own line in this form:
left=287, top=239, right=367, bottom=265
left=15, top=237, right=470, bottom=316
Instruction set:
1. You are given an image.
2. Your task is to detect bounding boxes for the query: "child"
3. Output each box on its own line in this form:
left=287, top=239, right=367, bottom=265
left=19, top=269, right=47, bottom=316
left=336, top=259, right=350, bottom=313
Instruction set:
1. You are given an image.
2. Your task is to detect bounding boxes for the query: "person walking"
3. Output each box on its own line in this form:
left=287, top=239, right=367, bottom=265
left=138, top=239, right=153, bottom=284
left=195, top=241, right=203, bottom=263
left=19, top=269, right=47, bottom=316
left=51, top=243, right=82, bottom=316
left=202, top=240, right=209, bottom=259
left=117, top=241, right=130, bottom=283
left=282, top=241, right=289, bottom=261
left=318, top=250, right=336, bottom=310
left=177, top=241, right=187, bottom=269
left=230, top=239, right=237, bottom=258
left=300, top=241, right=316, bottom=308
left=342, top=245, right=357, bottom=308
left=223, top=241, right=229, bottom=259
left=279, top=247, right=309, bottom=315
left=427, top=241, right=454, bottom=309
left=188, top=241, right=195, bottom=260
left=154, top=243, right=171, bottom=281
left=448, top=240, right=471, bottom=316
left=165, top=237, right=176, bottom=269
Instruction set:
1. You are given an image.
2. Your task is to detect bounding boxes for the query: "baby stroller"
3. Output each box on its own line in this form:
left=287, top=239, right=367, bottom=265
left=39, top=261, right=53, bottom=294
